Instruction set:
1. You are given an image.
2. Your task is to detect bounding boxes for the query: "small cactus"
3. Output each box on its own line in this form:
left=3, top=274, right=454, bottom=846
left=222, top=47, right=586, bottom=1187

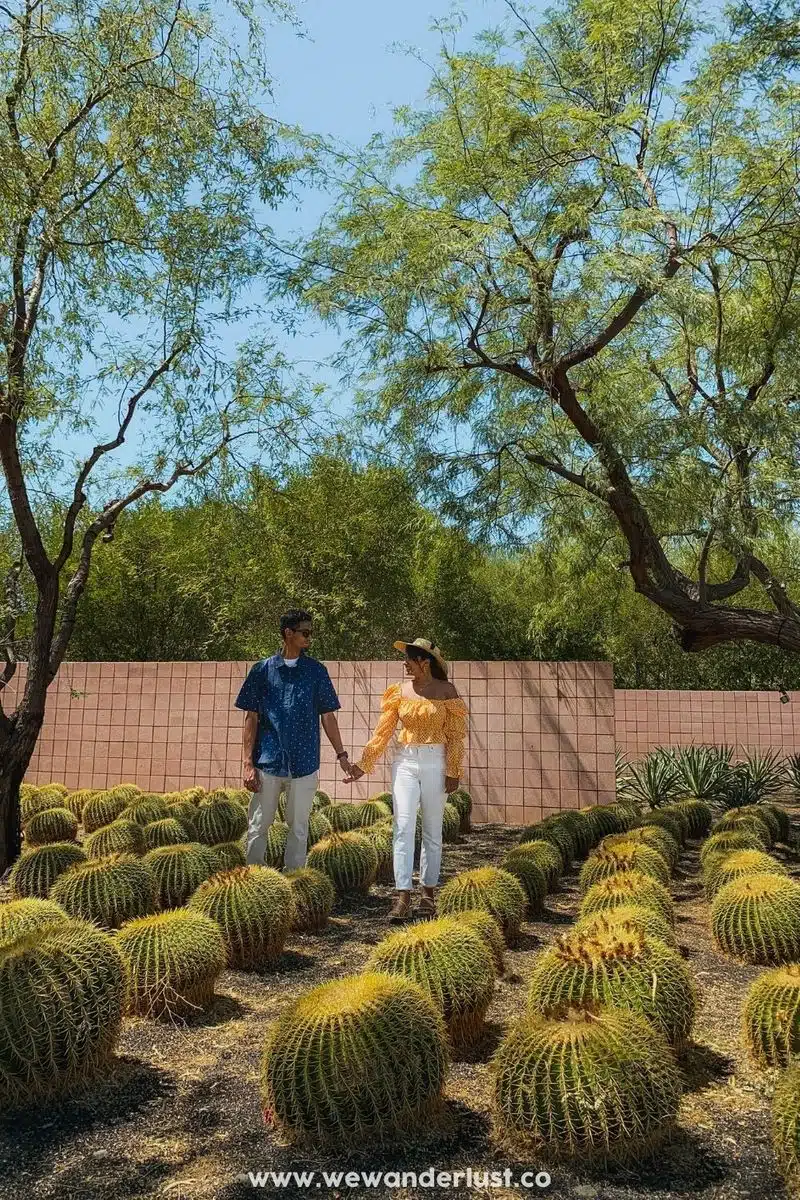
left=608, top=826, right=680, bottom=872
left=286, top=867, right=336, bottom=932
left=492, top=1006, right=682, bottom=1161
left=25, top=806, right=79, bottom=846
left=120, top=799, right=169, bottom=827
left=513, top=841, right=562, bottom=891
left=326, top=802, right=364, bottom=833
left=360, top=821, right=394, bottom=884
left=527, top=926, right=696, bottom=1048
left=671, top=798, right=713, bottom=837
left=9, top=842, right=88, bottom=899
left=501, top=853, right=547, bottom=917
left=743, top=964, right=800, bottom=1067
left=308, top=810, right=333, bottom=847
left=762, top=803, right=791, bottom=844
left=519, top=821, right=573, bottom=870
left=116, top=908, right=227, bottom=1019
left=711, top=874, right=800, bottom=965
left=366, top=917, right=495, bottom=1050
left=773, top=1061, right=800, bottom=1194
left=260, top=972, right=448, bottom=1146
left=189, top=866, right=295, bottom=970
left=195, top=799, right=247, bottom=846
left=211, top=841, right=247, bottom=871
left=356, top=800, right=392, bottom=827
left=448, top=789, right=472, bottom=833
left=51, top=854, right=156, bottom=929
left=143, top=842, right=217, bottom=909
left=579, top=804, right=628, bottom=842
left=82, top=790, right=129, bottom=833
left=306, top=832, right=379, bottom=894
left=85, top=820, right=146, bottom=859
left=703, top=849, right=787, bottom=900
left=0, top=919, right=127, bottom=1106
left=579, top=843, right=671, bottom=893
left=370, top=790, right=393, bottom=811
left=639, top=809, right=685, bottom=845
left=449, top=909, right=505, bottom=974
left=143, top=817, right=196, bottom=851
left=166, top=801, right=199, bottom=830
left=437, top=866, right=528, bottom=946
left=441, top=802, right=461, bottom=843
left=700, top=829, right=768, bottom=866
left=579, top=870, right=675, bottom=928
left=574, top=903, right=677, bottom=948
left=0, top=898, right=69, bottom=945
left=265, top=821, right=288, bottom=868
left=20, top=788, right=54, bottom=825
left=313, top=789, right=331, bottom=809
left=62, top=789, right=93, bottom=820
left=714, top=808, right=775, bottom=848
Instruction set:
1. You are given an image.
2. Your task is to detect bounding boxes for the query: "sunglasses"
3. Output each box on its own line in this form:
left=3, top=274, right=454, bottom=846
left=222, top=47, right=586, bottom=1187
left=291, top=627, right=313, bottom=638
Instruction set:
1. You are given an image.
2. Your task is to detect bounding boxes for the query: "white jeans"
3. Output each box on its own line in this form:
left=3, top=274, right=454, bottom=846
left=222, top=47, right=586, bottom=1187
left=246, top=770, right=318, bottom=870
left=392, top=744, right=447, bottom=891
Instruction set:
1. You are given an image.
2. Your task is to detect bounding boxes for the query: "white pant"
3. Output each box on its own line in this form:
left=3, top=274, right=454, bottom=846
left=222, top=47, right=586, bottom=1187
left=246, top=770, right=318, bottom=870
left=392, top=744, right=447, bottom=891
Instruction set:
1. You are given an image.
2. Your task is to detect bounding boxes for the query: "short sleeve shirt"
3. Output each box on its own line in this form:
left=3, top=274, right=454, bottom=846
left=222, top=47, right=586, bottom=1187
left=234, top=654, right=341, bottom=777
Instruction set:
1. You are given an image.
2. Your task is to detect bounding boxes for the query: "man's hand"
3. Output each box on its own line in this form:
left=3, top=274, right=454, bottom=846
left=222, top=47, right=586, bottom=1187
left=243, top=762, right=259, bottom=792
left=337, top=753, right=355, bottom=778
left=345, top=764, right=365, bottom=783
left=445, top=776, right=459, bottom=794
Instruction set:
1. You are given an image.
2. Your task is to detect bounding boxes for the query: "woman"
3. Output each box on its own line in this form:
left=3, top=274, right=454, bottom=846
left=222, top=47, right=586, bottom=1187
left=347, top=638, right=468, bottom=922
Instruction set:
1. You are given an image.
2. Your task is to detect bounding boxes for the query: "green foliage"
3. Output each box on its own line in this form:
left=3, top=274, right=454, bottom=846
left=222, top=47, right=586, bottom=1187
left=189, top=866, right=295, bottom=970
left=449, top=909, right=506, bottom=975
left=286, top=867, right=336, bottom=933
left=492, top=1007, right=682, bottom=1160
left=626, top=755, right=680, bottom=810
left=9, top=842, right=88, bottom=899
left=116, top=909, right=227, bottom=1019
left=579, top=870, right=675, bottom=928
left=85, top=820, right=146, bottom=860
left=260, top=973, right=448, bottom=1146
left=579, top=843, right=671, bottom=893
left=437, top=866, right=528, bottom=946
left=25, top=807, right=79, bottom=846
left=51, top=854, right=156, bottom=929
left=773, top=1062, right=800, bottom=1196
left=703, top=849, right=786, bottom=900
left=0, top=920, right=127, bottom=1105
left=82, top=791, right=129, bottom=833
left=143, top=818, right=196, bottom=851
left=195, top=800, right=247, bottom=847
left=512, top=841, right=563, bottom=892
left=0, top=898, right=69, bottom=945
left=143, top=843, right=217, bottom=909
left=574, top=904, right=676, bottom=948
left=673, top=747, right=731, bottom=806
left=501, top=853, right=547, bottom=917
left=306, top=832, right=379, bottom=894
left=743, top=965, right=800, bottom=1068
left=712, top=874, right=800, bottom=964
left=527, top=927, right=696, bottom=1048
left=366, top=917, right=495, bottom=1050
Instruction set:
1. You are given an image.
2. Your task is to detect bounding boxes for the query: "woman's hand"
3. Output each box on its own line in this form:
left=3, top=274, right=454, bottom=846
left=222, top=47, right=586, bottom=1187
left=346, top=764, right=365, bottom=783
left=445, top=776, right=459, bottom=794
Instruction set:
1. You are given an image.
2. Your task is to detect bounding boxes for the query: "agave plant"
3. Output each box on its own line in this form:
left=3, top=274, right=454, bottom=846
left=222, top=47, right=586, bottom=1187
left=615, top=750, right=634, bottom=799
left=673, top=745, right=731, bottom=804
left=739, top=748, right=787, bottom=800
left=786, top=754, right=800, bottom=800
left=625, top=749, right=680, bottom=809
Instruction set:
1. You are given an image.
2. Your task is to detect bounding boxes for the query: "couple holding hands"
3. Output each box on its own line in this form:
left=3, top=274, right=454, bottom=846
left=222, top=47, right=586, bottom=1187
left=236, top=610, right=468, bottom=921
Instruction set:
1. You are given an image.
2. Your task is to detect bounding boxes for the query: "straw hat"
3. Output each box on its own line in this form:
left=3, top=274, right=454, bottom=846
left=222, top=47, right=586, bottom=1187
left=393, top=638, right=448, bottom=676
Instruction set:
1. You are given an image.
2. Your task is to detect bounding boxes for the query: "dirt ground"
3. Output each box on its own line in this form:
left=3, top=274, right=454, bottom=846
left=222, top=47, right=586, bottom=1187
left=0, top=821, right=794, bottom=1200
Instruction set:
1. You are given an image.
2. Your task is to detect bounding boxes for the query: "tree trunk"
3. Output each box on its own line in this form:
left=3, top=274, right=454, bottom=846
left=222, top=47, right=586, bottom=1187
left=0, top=707, right=45, bottom=872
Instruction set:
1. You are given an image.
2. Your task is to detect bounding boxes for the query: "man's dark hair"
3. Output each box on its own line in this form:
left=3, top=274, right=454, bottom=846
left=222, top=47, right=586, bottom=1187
left=280, top=609, right=313, bottom=637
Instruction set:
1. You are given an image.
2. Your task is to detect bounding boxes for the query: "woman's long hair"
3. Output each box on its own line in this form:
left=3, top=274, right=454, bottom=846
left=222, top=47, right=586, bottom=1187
left=405, top=643, right=448, bottom=681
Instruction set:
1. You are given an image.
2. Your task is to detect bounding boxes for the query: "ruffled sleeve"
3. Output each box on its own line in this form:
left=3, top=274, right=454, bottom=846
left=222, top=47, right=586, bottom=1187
left=356, top=685, right=402, bottom=774
left=443, top=697, right=468, bottom=778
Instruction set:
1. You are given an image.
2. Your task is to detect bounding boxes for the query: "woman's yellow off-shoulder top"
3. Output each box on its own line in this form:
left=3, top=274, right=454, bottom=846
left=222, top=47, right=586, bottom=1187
left=356, top=683, right=468, bottom=777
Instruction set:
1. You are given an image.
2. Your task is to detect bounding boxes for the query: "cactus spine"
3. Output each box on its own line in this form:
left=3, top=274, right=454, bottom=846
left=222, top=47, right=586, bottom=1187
left=116, top=909, right=227, bottom=1018
left=189, top=866, right=295, bottom=969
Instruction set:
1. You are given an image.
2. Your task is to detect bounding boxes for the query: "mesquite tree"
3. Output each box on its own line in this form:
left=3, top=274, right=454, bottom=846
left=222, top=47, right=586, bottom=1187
left=294, top=0, right=800, bottom=656
left=0, top=0, right=303, bottom=868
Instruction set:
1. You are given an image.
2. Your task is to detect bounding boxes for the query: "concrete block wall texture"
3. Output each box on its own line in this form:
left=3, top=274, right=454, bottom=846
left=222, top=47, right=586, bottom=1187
left=5, top=659, right=617, bottom=825
left=615, top=689, right=800, bottom=759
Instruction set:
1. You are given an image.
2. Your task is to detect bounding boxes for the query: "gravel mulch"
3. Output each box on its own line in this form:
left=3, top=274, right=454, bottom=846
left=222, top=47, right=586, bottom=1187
left=0, top=822, right=793, bottom=1200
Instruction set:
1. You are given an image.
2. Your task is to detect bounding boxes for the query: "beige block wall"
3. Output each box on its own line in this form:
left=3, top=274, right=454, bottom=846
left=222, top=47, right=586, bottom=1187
left=5, top=659, right=616, bottom=825
left=615, top=688, right=800, bottom=758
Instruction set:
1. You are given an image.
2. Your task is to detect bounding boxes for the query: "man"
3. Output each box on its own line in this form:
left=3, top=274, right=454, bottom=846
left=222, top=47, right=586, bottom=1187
left=236, top=609, right=352, bottom=868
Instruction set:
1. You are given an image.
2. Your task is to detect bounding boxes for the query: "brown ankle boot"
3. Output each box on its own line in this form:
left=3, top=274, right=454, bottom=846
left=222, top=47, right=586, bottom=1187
left=417, top=887, right=436, bottom=918
left=389, top=890, right=412, bottom=923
